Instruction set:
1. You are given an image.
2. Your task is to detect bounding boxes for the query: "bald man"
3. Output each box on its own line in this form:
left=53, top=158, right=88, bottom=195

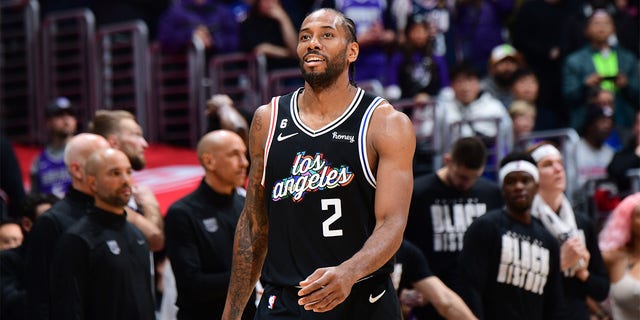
left=165, top=130, right=255, bottom=320
left=25, top=133, right=110, bottom=320
left=50, top=148, right=155, bottom=320
left=88, top=109, right=164, bottom=251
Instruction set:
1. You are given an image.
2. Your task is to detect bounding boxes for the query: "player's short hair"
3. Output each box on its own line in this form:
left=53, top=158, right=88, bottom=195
left=449, top=137, right=487, bottom=170
left=88, top=110, right=135, bottom=138
left=305, top=8, right=358, bottom=86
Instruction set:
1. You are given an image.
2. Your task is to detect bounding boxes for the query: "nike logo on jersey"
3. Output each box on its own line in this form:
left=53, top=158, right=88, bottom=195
left=369, top=290, right=386, bottom=303
left=277, top=132, right=298, bottom=141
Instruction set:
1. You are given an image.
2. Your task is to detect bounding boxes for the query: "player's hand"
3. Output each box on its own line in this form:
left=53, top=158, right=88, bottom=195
left=584, top=73, right=601, bottom=87
left=264, top=2, right=288, bottom=22
left=399, top=289, right=424, bottom=308
left=132, top=184, right=160, bottom=210
left=615, top=73, right=628, bottom=88
left=193, top=25, right=212, bottom=49
left=297, top=267, right=356, bottom=313
left=549, top=47, right=560, bottom=60
left=561, top=237, right=589, bottom=272
left=206, top=94, right=234, bottom=116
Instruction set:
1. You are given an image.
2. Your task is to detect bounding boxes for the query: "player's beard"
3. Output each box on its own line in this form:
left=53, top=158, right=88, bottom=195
left=121, top=148, right=146, bottom=170
left=52, top=125, right=75, bottom=141
left=129, top=155, right=146, bottom=171
left=52, top=130, right=73, bottom=141
left=98, top=187, right=131, bottom=209
left=301, top=49, right=348, bottom=90
left=494, top=72, right=514, bottom=88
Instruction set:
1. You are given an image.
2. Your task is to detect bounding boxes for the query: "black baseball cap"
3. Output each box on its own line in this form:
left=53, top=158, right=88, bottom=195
left=584, top=104, right=614, bottom=128
left=46, top=97, right=75, bottom=118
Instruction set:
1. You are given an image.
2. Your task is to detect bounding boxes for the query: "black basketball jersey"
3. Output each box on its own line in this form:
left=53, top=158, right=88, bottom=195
left=261, top=87, right=391, bottom=287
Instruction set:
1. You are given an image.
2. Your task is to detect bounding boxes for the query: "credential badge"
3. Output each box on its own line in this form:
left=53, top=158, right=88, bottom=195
left=106, top=240, right=121, bottom=255
left=202, top=218, right=219, bottom=233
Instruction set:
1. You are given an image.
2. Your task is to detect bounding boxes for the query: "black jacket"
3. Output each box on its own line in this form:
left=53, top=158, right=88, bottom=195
left=50, top=206, right=154, bottom=320
left=165, top=179, right=255, bottom=320
left=25, top=187, right=93, bottom=320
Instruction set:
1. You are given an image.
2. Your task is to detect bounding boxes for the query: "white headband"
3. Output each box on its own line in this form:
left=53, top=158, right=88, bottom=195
left=530, top=144, right=561, bottom=163
left=499, top=160, right=539, bottom=184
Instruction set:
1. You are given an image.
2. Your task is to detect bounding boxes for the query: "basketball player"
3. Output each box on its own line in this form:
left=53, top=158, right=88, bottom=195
left=222, top=8, right=416, bottom=320
left=458, top=152, right=565, bottom=319
left=405, top=137, right=503, bottom=319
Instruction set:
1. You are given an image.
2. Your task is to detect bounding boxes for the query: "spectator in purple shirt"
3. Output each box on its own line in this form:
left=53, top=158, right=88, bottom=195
left=452, top=0, right=515, bottom=76
left=157, top=0, right=239, bottom=54
left=388, top=15, right=449, bottom=103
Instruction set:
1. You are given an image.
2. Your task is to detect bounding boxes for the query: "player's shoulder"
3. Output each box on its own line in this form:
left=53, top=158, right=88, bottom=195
left=35, top=200, right=70, bottom=225
left=166, top=193, right=199, bottom=219
left=465, top=210, right=502, bottom=240
left=372, top=99, right=410, bottom=119
left=248, top=103, right=274, bottom=148
left=530, top=217, right=560, bottom=245
left=253, top=102, right=273, bottom=121
left=472, top=209, right=504, bottom=228
left=368, top=99, right=415, bottom=140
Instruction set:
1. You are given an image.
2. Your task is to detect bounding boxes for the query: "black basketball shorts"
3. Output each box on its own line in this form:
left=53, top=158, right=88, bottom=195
left=255, top=275, right=401, bottom=319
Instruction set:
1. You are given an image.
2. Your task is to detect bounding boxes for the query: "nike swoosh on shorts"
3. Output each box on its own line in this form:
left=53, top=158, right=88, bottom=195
left=369, top=290, right=386, bottom=303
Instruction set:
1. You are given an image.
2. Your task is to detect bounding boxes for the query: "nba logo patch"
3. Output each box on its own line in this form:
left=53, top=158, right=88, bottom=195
left=106, top=240, right=121, bottom=255
left=267, top=295, right=277, bottom=309
left=202, top=218, right=218, bottom=233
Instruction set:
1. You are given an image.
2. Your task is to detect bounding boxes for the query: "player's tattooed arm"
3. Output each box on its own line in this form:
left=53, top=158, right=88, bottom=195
left=223, top=105, right=271, bottom=320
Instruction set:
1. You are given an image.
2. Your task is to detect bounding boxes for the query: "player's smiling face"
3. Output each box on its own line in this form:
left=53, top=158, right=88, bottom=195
left=297, top=10, right=357, bottom=88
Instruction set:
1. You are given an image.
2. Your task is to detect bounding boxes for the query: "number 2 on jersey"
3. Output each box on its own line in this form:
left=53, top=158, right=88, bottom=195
left=321, top=198, right=343, bottom=237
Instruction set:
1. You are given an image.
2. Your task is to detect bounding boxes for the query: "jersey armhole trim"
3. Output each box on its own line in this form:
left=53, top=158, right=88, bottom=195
left=358, top=96, right=385, bottom=188
left=261, top=96, right=280, bottom=187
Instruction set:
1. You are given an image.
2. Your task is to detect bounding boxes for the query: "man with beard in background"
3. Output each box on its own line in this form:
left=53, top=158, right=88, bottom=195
left=50, top=148, right=155, bottom=320
left=30, top=97, right=78, bottom=198
left=88, top=110, right=164, bottom=251
left=481, top=44, right=525, bottom=109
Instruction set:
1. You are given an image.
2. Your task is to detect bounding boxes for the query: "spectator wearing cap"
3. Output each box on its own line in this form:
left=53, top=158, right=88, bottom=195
left=29, top=97, right=77, bottom=198
left=481, top=44, right=525, bottom=109
left=575, top=103, right=616, bottom=189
